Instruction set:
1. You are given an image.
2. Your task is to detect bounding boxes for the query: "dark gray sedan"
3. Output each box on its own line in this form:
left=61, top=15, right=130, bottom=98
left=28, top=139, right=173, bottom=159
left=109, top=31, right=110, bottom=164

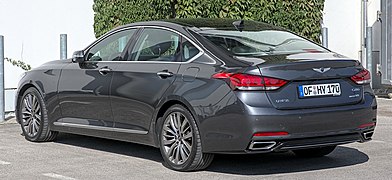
left=15, top=18, right=377, bottom=171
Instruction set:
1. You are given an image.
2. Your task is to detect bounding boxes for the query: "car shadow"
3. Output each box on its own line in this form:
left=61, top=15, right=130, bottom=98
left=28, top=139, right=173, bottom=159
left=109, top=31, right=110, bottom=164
left=207, top=146, right=369, bottom=175
left=55, top=133, right=369, bottom=175
left=55, top=133, right=163, bottom=162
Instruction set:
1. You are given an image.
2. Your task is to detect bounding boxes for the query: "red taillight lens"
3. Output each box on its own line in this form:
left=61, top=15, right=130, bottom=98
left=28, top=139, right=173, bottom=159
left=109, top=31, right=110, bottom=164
left=213, top=72, right=287, bottom=90
left=350, top=69, right=371, bottom=84
left=263, top=76, right=288, bottom=90
left=212, top=72, right=232, bottom=79
left=230, top=74, right=264, bottom=88
left=253, top=131, right=289, bottom=137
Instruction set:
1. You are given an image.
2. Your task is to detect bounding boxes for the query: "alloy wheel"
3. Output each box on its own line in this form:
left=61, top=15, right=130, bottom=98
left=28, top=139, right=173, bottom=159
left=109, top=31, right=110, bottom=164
left=21, top=93, right=41, bottom=137
left=162, top=112, right=193, bottom=165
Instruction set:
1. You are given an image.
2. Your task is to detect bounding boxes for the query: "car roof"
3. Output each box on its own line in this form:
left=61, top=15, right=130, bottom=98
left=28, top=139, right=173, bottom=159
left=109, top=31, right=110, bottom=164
left=110, top=18, right=285, bottom=34
left=162, top=18, right=285, bottom=31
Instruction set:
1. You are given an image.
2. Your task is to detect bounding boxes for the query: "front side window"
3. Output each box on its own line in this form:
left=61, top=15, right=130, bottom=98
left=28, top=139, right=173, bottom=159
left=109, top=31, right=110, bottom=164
left=130, top=28, right=180, bottom=62
left=86, top=29, right=136, bottom=61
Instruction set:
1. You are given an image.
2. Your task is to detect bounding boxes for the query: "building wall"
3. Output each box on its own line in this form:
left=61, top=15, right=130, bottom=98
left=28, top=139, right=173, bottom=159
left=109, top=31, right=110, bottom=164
left=368, top=0, right=381, bottom=24
left=0, top=0, right=95, bottom=88
left=323, top=0, right=380, bottom=60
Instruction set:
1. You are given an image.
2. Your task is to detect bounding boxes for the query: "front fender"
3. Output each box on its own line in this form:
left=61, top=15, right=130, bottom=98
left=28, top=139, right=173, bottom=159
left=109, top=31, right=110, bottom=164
left=15, top=62, right=67, bottom=125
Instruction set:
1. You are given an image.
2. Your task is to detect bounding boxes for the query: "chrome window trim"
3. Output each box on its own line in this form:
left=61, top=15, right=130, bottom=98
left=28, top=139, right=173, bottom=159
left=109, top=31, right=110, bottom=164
left=84, top=27, right=139, bottom=60
left=53, top=122, right=148, bottom=135
left=84, top=25, right=205, bottom=64
left=185, top=28, right=227, bottom=65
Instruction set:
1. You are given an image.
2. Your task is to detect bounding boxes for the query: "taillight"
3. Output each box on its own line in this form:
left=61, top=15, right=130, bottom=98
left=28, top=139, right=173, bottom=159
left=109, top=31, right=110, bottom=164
left=350, top=69, right=371, bottom=84
left=212, top=72, right=287, bottom=90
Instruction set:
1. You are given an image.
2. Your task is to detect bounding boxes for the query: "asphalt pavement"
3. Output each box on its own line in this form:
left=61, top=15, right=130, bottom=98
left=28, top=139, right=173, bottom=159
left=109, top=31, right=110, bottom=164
left=0, top=98, right=391, bottom=180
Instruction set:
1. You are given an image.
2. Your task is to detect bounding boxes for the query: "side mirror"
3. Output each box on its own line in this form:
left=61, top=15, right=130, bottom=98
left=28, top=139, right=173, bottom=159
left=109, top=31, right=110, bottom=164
left=72, top=50, right=85, bottom=63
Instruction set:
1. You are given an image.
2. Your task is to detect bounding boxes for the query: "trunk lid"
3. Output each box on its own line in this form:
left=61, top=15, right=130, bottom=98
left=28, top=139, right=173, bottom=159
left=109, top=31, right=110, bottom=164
left=255, top=53, right=364, bottom=109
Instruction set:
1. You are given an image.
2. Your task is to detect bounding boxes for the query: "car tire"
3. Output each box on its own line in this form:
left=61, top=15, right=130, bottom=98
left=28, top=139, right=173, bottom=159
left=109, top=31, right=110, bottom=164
left=293, top=145, right=336, bottom=157
left=17, top=87, right=58, bottom=142
left=158, top=104, right=214, bottom=171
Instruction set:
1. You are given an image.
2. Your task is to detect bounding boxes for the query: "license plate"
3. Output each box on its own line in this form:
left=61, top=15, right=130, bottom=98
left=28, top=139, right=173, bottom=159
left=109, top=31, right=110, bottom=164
left=298, top=83, right=341, bottom=98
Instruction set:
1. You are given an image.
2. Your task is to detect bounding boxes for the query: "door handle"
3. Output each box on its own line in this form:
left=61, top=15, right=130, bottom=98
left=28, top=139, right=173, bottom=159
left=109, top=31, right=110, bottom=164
left=99, top=67, right=112, bottom=75
left=157, top=70, right=173, bottom=78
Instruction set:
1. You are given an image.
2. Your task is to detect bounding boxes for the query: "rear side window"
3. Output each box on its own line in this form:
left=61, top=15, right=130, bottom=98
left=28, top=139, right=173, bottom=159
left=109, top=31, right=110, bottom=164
left=182, top=39, right=200, bottom=61
left=129, top=28, right=180, bottom=62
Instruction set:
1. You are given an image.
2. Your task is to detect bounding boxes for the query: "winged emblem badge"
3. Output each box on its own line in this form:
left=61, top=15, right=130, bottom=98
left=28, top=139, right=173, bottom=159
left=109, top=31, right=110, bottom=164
left=312, top=67, right=331, bottom=73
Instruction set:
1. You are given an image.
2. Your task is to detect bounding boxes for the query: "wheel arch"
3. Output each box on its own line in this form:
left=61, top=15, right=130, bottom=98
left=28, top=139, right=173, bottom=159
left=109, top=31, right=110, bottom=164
left=151, top=96, right=199, bottom=147
left=15, top=83, right=42, bottom=124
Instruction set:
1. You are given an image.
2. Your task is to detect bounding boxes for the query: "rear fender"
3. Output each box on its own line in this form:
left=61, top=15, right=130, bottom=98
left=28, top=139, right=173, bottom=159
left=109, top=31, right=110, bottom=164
left=150, top=95, right=197, bottom=147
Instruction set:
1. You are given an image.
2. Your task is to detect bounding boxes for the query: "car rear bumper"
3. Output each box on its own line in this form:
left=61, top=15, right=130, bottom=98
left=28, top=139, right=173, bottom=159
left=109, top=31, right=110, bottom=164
left=247, top=131, right=373, bottom=154
left=198, top=93, right=377, bottom=154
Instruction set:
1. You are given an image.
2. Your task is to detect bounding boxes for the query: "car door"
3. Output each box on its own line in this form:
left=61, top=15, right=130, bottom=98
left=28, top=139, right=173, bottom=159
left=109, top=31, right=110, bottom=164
left=110, top=27, right=182, bottom=132
left=57, top=28, right=138, bottom=127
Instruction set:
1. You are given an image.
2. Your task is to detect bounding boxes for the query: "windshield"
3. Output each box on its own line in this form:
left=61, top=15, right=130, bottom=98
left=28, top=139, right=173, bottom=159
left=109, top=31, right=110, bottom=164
left=199, top=29, right=328, bottom=56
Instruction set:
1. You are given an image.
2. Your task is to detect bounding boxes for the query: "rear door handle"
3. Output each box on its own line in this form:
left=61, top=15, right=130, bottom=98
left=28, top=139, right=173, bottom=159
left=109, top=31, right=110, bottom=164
left=99, top=67, right=112, bottom=75
left=157, top=70, right=173, bottom=78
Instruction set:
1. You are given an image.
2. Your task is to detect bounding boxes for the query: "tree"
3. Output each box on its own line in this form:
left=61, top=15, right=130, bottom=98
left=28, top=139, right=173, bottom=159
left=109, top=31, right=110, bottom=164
left=93, top=0, right=325, bottom=43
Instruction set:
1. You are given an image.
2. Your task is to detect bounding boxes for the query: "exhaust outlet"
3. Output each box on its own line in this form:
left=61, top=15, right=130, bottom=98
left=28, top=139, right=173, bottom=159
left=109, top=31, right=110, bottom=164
left=363, top=131, right=374, bottom=140
left=249, top=141, right=277, bottom=150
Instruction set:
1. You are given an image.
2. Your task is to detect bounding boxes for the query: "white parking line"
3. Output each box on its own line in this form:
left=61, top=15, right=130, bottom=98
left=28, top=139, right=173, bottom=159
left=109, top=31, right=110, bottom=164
left=371, top=140, right=387, bottom=144
left=0, top=160, right=11, bottom=165
left=42, top=173, right=76, bottom=180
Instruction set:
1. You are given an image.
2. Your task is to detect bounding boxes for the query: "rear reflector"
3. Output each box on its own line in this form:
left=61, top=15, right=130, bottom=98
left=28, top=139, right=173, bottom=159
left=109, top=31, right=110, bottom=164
left=253, top=132, right=289, bottom=137
left=358, top=122, right=376, bottom=128
left=212, top=72, right=287, bottom=90
left=350, top=69, right=371, bottom=84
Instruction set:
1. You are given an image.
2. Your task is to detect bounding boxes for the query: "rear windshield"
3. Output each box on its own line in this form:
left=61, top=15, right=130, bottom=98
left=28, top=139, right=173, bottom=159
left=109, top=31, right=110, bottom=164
left=199, top=29, right=327, bottom=57
left=169, top=18, right=329, bottom=57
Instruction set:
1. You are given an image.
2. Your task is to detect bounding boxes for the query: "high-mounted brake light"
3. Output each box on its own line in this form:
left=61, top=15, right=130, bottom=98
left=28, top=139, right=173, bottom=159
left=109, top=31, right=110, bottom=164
left=350, top=69, right=371, bottom=84
left=213, top=72, right=287, bottom=91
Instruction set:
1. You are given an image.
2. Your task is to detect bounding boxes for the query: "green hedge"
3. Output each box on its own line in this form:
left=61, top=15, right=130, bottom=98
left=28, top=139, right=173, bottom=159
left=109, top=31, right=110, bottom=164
left=93, top=0, right=325, bottom=43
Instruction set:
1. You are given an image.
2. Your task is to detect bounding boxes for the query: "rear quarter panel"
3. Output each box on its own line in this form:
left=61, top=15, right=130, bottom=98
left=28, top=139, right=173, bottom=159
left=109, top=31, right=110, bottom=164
left=165, top=55, right=255, bottom=152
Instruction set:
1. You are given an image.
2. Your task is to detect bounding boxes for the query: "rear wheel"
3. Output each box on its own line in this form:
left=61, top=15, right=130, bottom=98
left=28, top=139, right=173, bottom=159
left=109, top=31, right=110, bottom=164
left=18, top=87, right=58, bottom=142
left=293, top=145, right=336, bottom=157
left=158, top=104, right=214, bottom=171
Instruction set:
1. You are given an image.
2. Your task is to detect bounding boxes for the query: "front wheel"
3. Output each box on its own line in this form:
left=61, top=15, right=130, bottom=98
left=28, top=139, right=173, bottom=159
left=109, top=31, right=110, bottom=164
left=158, top=104, right=214, bottom=171
left=292, top=145, right=336, bottom=157
left=18, top=87, right=58, bottom=142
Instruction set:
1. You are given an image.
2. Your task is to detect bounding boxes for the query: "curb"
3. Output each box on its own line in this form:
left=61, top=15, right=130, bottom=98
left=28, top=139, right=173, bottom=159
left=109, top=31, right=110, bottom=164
left=374, top=88, right=392, bottom=99
left=0, top=118, right=17, bottom=125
